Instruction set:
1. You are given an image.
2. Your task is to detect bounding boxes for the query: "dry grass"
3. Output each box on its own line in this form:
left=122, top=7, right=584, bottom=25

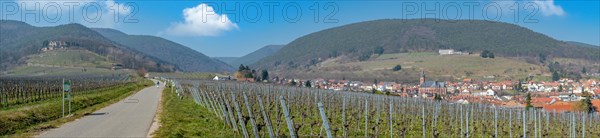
left=285, top=52, right=546, bottom=82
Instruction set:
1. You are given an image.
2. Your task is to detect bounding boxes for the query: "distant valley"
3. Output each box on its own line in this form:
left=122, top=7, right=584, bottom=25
left=214, top=45, right=283, bottom=66
left=93, top=28, right=233, bottom=72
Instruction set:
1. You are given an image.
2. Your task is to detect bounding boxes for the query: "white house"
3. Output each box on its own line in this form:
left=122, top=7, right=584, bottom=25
left=461, top=89, right=470, bottom=93
left=573, top=86, right=584, bottom=93
left=473, top=89, right=495, bottom=96
left=360, top=85, right=374, bottom=91
left=528, top=83, right=541, bottom=92
left=558, top=94, right=578, bottom=101
left=486, top=89, right=496, bottom=96
left=213, top=76, right=231, bottom=81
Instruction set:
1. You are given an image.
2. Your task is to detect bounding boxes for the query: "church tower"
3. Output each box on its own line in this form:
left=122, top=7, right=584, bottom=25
left=420, top=70, right=426, bottom=84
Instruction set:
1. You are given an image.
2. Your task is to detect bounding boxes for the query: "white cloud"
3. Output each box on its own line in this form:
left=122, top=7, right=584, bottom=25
left=533, top=0, right=566, bottom=16
left=489, top=0, right=565, bottom=17
left=165, top=3, right=238, bottom=37
left=105, top=0, right=130, bottom=15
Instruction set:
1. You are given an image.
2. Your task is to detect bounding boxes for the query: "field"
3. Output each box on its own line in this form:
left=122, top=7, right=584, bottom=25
left=167, top=80, right=600, bottom=137
left=0, top=75, right=132, bottom=108
left=0, top=59, right=148, bottom=136
left=0, top=78, right=152, bottom=136
left=278, top=52, right=546, bottom=82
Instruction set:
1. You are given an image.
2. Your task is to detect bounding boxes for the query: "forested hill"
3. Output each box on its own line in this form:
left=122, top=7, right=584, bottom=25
left=566, top=41, right=599, bottom=49
left=254, top=19, right=600, bottom=69
left=0, top=20, right=175, bottom=72
left=92, top=28, right=233, bottom=72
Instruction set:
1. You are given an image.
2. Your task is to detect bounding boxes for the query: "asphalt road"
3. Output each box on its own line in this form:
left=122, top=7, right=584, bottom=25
left=38, top=80, right=163, bottom=137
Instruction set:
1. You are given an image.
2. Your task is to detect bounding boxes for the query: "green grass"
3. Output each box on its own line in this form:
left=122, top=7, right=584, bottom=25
left=0, top=79, right=153, bottom=137
left=26, top=50, right=113, bottom=68
left=152, top=85, right=235, bottom=137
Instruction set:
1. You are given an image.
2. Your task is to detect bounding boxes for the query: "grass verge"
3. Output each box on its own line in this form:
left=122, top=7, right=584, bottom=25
left=0, top=79, right=153, bottom=137
left=152, top=84, right=235, bottom=137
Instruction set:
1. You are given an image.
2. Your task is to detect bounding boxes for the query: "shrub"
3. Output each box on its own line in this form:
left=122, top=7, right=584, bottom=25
left=392, top=65, right=402, bottom=71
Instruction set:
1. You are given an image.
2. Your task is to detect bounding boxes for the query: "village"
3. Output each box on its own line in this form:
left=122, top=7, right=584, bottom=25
left=215, top=68, right=600, bottom=114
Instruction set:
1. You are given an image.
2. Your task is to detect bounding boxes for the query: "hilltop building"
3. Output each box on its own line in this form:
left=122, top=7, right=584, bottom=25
left=41, top=40, right=68, bottom=51
left=438, top=49, right=468, bottom=55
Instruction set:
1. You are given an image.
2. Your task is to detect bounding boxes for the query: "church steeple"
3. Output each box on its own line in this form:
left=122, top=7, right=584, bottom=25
left=420, top=70, right=426, bottom=84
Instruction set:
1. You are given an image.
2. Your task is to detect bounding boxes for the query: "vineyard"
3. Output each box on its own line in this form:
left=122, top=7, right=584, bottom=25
left=170, top=79, right=600, bottom=138
left=0, top=75, right=131, bottom=108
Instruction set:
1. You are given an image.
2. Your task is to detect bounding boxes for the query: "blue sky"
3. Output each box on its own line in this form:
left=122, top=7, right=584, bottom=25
left=1, top=0, right=599, bottom=57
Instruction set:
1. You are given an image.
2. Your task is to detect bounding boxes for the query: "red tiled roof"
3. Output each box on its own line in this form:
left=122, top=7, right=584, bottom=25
left=544, top=82, right=560, bottom=87
left=543, top=101, right=574, bottom=113
left=501, top=101, right=523, bottom=107
left=593, top=100, right=600, bottom=114
left=531, top=97, right=557, bottom=103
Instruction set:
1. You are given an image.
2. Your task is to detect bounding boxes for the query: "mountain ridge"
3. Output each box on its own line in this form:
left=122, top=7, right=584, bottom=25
left=566, top=41, right=599, bottom=48
left=253, top=19, right=600, bottom=69
left=1, top=20, right=176, bottom=72
left=91, top=28, right=234, bottom=72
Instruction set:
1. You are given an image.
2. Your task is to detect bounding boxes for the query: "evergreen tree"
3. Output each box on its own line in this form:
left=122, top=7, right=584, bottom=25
left=582, top=67, right=587, bottom=74
left=393, top=65, right=402, bottom=71
left=238, top=64, right=246, bottom=71
left=480, top=50, right=495, bottom=58
left=558, top=85, right=563, bottom=92
left=552, top=71, right=560, bottom=81
left=244, top=73, right=253, bottom=78
left=290, top=79, right=297, bottom=86
left=255, top=77, right=261, bottom=82
left=577, top=91, right=594, bottom=114
left=374, top=47, right=385, bottom=55
left=261, top=69, right=269, bottom=81
left=525, top=93, right=533, bottom=110
left=434, top=94, right=442, bottom=101
left=515, top=80, right=523, bottom=92
left=305, top=80, right=312, bottom=87
left=538, top=53, right=547, bottom=63
left=480, top=50, right=489, bottom=58
left=548, top=61, right=560, bottom=72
